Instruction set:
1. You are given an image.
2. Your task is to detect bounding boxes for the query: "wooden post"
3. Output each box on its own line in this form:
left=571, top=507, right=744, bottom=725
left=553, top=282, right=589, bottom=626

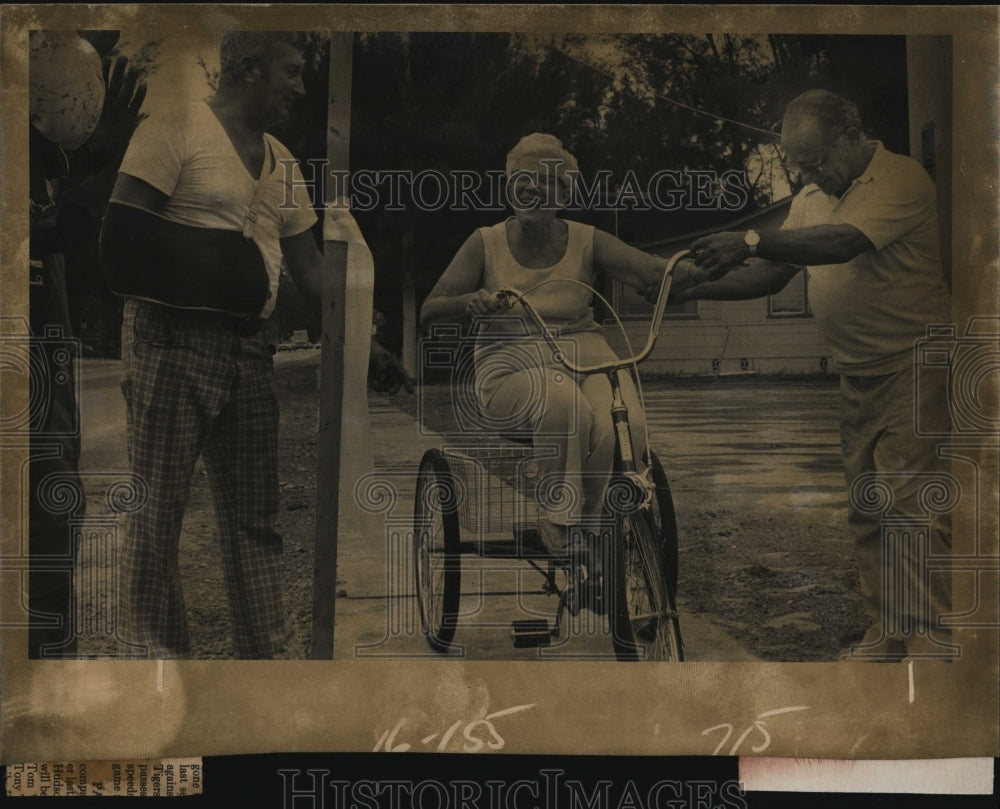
left=399, top=33, right=418, bottom=379
left=311, top=32, right=354, bottom=659
left=401, top=221, right=418, bottom=377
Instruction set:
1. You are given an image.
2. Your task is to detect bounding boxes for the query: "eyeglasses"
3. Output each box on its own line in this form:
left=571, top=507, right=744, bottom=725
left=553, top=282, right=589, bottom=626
left=781, top=132, right=844, bottom=180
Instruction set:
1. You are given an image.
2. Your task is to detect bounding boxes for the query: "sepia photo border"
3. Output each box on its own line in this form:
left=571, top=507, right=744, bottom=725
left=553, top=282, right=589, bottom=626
left=1, top=4, right=997, bottom=766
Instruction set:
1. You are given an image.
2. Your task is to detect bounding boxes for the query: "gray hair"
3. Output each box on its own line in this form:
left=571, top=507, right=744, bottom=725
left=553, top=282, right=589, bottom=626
left=505, top=133, right=579, bottom=190
left=219, top=31, right=302, bottom=82
left=783, top=90, right=863, bottom=139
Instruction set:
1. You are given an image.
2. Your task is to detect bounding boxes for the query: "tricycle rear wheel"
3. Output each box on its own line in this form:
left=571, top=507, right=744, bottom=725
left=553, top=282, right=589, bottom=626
left=413, top=449, right=462, bottom=652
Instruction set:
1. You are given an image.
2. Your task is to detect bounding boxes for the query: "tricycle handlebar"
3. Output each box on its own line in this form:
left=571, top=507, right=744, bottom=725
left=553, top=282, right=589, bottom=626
left=496, top=249, right=692, bottom=376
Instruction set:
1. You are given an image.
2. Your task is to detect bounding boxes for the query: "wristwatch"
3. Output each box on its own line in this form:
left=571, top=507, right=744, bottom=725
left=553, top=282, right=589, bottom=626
left=744, top=229, right=761, bottom=258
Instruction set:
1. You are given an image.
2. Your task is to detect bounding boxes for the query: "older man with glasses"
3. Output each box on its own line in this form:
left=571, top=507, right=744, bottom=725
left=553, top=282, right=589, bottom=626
left=672, top=89, right=953, bottom=662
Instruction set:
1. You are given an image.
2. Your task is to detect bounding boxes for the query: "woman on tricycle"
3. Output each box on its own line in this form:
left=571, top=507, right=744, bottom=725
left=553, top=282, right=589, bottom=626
left=420, top=133, right=717, bottom=561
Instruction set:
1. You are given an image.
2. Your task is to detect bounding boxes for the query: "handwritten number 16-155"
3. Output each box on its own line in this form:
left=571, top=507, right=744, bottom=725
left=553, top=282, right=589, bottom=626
left=702, top=706, right=811, bottom=756
left=374, top=704, right=536, bottom=754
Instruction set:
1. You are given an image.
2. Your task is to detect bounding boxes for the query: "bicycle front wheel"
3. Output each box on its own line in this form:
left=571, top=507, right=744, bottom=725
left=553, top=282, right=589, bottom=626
left=647, top=450, right=679, bottom=598
left=611, top=509, right=683, bottom=661
left=413, top=449, right=461, bottom=652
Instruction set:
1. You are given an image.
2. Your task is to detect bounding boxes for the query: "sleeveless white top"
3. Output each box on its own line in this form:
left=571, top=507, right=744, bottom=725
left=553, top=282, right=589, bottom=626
left=474, top=218, right=618, bottom=394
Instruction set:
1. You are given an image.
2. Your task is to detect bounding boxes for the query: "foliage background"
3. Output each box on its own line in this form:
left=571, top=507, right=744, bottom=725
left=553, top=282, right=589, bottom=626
left=60, top=33, right=909, bottom=355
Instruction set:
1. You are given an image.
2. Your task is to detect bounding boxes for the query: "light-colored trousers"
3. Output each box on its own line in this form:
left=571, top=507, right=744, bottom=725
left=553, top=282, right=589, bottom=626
left=840, top=364, right=952, bottom=644
left=476, top=333, right=647, bottom=526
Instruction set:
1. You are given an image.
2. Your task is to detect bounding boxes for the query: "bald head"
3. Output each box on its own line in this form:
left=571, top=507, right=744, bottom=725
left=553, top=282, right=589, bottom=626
left=783, top=90, right=862, bottom=140
left=780, top=90, right=873, bottom=197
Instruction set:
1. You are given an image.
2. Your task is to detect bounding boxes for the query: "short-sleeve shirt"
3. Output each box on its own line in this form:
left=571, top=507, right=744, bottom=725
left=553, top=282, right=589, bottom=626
left=118, top=100, right=317, bottom=318
left=782, top=142, right=951, bottom=375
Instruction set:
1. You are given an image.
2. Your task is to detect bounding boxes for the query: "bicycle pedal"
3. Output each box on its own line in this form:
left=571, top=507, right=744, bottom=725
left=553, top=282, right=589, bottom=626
left=510, top=619, right=552, bottom=648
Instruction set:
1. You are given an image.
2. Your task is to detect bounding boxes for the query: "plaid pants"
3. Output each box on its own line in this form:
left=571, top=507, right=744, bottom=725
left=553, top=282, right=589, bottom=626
left=120, top=299, right=290, bottom=658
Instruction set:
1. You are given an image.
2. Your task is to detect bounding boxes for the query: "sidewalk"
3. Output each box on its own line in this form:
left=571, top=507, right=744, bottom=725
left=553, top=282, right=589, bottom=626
left=331, top=391, right=757, bottom=662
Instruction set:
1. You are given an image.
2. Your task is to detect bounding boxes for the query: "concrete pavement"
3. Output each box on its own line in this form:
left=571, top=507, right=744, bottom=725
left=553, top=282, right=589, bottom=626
left=77, top=356, right=837, bottom=661
left=333, top=390, right=760, bottom=662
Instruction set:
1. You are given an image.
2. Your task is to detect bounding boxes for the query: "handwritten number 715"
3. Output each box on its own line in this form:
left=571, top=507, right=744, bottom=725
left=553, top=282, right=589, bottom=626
left=702, top=706, right=811, bottom=756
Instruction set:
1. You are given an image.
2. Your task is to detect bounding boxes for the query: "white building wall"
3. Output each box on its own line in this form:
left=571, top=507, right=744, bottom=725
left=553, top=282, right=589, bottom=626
left=606, top=317, right=829, bottom=376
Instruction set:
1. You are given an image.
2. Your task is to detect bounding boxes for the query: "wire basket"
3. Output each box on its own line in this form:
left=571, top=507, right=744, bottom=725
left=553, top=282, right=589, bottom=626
left=441, top=441, right=543, bottom=535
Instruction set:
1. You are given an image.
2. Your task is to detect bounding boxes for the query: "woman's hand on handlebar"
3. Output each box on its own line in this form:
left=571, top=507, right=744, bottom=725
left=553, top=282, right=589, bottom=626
left=641, top=277, right=670, bottom=304
left=639, top=262, right=679, bottom=304
left=465, top=289, right=508, bottom=319
left=671, top=256, right=735, bottom=290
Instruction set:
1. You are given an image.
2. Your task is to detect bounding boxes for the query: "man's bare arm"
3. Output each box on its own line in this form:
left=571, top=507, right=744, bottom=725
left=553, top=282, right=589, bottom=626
left=282, top=228, right=414, bottom=393
left=671, top=259, right=802, bottom=303
left=280, top=228, right=325, bottom=314
left=692, top=224, right=874, bottom=273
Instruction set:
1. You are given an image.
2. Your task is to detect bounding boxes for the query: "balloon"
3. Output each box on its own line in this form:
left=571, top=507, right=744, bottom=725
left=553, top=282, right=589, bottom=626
left=29, top=31, right=106, bottom=150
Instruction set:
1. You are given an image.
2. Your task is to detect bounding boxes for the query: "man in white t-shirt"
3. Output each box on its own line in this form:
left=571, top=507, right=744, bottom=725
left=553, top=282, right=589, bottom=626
left=101, top=32, right=407, bottom=658
left=672, top=90, right=953, bottom=662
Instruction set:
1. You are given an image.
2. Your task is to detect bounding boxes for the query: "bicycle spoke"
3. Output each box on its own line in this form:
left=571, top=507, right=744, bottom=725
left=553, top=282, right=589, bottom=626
left=613, top=509, right=683, bottom=661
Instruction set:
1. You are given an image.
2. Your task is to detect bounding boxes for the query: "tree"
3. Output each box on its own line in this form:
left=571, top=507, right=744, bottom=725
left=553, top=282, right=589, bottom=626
left=344, top=32, right=909, bottom=359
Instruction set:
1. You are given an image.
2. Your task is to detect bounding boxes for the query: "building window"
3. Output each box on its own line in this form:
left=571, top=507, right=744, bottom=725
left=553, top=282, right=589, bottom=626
left=613, top=280, right=698, bottom=320
left=767, top=270, right=811, bottom=317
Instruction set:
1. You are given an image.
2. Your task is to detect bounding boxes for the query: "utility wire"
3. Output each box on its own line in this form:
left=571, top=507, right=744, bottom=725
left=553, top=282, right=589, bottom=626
left=546, top=42, right=781, bottom=140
